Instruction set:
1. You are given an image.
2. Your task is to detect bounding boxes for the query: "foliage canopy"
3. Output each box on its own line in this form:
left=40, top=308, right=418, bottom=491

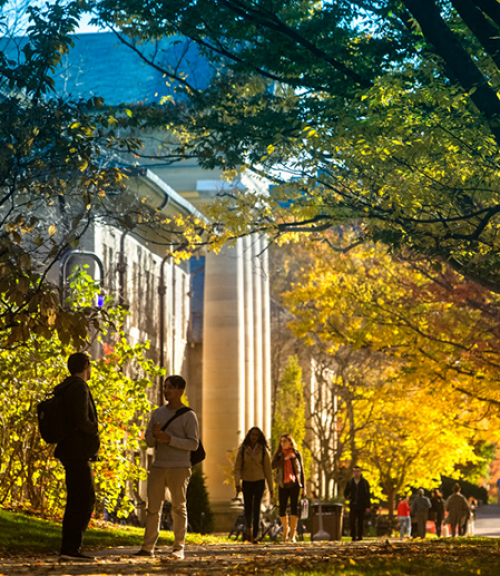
left=89, top=0, right=500, bottom=293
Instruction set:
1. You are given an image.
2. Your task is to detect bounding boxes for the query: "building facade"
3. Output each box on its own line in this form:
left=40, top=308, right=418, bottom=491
left=50, top=32, right=272, bottom=528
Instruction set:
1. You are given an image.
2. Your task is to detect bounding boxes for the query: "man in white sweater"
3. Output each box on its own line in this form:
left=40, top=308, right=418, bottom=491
left=134, top=375, right=199, bottom=559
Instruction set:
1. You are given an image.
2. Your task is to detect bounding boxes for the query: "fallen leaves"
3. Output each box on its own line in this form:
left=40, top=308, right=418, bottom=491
left=1, top=540, right=500, bottom=576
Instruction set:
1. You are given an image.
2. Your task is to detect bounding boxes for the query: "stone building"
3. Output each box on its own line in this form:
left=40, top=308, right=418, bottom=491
left=49, top=32, right=272, bottom=529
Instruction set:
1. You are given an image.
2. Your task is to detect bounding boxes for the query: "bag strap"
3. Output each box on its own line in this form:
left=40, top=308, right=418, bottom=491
left=160, top=406, right=192, bottom=432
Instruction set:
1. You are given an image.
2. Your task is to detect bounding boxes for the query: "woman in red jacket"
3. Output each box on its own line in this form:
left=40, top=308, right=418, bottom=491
left=397, top=496, right=411, bottom=539
left=272, top=434, right=306, bottom=543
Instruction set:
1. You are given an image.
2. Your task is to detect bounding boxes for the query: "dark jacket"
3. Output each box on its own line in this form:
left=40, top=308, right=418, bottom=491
left=344, top=476, right=371, bottom=510
left=272, top=449, right=305, bottom=489
left=411, top=495, right=432, bottom=515
left=430, top=496, right=445, bottom=521
left=54, top=376, right=100, bottom=461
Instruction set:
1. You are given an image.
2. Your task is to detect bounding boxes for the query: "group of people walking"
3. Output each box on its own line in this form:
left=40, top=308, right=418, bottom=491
left=398, top=484, right=475, bottom=539
left=234, top=427, right=305, bottom=543
left=51, top=353, right=483, bottom=564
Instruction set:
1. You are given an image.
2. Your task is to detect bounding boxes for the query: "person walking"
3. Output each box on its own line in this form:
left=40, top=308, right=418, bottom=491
left=272, top=434, right=306, bottom=543
left=343, top=466, right=371, bottom=542
left=466, top=497, right=477, bottom=536
left=445, top=483, right=470, bottom=537
left=411, top=489, right=431, bottom=539
left=55, top=352, right=99, bottom=562
left=430, top=489, right=445, bottom=537
left=234, top=427, right=273, bottom=543
left=397, top=496, right=412, bottom=539
left=134, top=375, right=199, bottom=559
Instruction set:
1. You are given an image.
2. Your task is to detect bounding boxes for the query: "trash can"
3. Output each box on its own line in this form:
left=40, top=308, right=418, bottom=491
left=311, top=503, right=343, bottom=541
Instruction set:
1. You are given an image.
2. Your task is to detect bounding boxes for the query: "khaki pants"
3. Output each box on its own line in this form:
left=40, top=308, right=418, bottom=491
left=142, top=466, right=192, bottom=552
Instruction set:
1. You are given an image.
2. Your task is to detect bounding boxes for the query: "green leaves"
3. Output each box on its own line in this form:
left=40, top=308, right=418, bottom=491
left=90, top=0, right=500, bottom=292
left=0, top=272, right=162, bottom=517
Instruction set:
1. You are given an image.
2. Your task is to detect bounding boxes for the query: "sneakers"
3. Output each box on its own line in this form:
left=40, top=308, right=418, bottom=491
left=170, top=549, right=185, bottom=560
left=59, top=551, right=95, bottom=562
left=134, top=549, right=154, bottom=557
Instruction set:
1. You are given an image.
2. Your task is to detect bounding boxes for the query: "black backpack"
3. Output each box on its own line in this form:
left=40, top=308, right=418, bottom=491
left=161, top=406, right=206, bottom=466
left=37, top=390, right=67, bottom=444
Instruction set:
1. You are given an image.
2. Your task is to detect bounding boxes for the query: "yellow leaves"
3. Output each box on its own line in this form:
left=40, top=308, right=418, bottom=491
left=48, top=225, right=57, bottom=237
left=302, top=125, right=317, bottom=138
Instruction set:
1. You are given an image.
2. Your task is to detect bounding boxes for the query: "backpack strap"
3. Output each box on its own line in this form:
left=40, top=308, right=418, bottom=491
left=160, top=406, right=192, bottom=432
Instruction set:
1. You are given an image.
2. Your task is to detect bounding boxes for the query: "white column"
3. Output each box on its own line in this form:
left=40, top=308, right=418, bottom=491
left=261, top=238, right=272, bottom=439
left=202, top=242, right=246, bottom=503
left=252, top=235, right=264, bottom=430
left=244, top=235, right=255, bottom=432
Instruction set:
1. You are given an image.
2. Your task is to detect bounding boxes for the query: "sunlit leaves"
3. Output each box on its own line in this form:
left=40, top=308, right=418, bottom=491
left=279, top=231, right=500, bottom=504
left=0, top=273, right=162, bottom=517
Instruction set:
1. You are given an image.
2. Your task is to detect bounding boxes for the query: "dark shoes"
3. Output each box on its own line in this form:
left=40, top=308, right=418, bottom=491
left=59, top=551, right=95, bottom=562
left=134, top=549, right=154, bottom=557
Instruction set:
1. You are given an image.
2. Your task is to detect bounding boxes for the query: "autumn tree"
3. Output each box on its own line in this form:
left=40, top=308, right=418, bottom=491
left=276, top=231, right=500, bottom=508
left=272, top=355, right=307, bottom=453
left=87, top=0, right=500, bottom=294
left=285, top=230, right=500, bottom=409
left=359, top=381, right=479, bottom=517
left=0, top=271, right=163, bottom=517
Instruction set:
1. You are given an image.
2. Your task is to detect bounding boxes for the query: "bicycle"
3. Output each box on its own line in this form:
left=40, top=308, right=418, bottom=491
left=258, top=506, right=282, bottom=542
left=160, top=500, right=193, bottom=533
left=228, top=497, right=246, bottom=540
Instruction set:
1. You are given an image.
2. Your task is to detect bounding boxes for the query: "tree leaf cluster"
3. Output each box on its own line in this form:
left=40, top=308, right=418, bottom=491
left=277, top=232, right=500, bottom=507
left=0, top=271, right=162, bottom=518
left=90, top=0, right=500, bottom=292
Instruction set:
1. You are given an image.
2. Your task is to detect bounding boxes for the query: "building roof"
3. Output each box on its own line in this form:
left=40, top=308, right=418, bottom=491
left=3, top=32, right=213, bottom=106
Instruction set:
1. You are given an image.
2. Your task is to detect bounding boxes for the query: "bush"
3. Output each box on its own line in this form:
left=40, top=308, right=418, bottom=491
left=187, top=466, right=214, bottom=533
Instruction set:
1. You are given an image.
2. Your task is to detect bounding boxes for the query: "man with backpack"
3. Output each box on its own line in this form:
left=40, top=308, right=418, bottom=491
left=134, top=375, right=199, bottom=560
left=54, top=352, right=99, bottom=561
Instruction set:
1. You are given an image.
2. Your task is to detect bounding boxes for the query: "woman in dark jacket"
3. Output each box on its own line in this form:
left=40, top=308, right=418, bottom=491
left=430, top=489, right=445, bottom=537
left=272, top=434, right=306, bottom=543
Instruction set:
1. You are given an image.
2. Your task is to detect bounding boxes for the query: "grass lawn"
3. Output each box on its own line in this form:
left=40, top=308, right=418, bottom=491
left=0, top=507, right=221, bottom=555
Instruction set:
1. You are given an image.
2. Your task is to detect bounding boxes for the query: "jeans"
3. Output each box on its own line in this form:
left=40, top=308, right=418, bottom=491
left=242, top=479, right=265, bottom=537
left=399, top=516, right=411, bottom=538
left=278, top=483, right=300, bottom=516
left=60, top=459, right=96, bottom=554
left=350, top=508, right=365, bottom=541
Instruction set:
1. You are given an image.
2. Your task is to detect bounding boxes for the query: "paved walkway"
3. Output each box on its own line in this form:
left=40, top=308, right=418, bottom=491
left=473, top=503, right=500, bottom=537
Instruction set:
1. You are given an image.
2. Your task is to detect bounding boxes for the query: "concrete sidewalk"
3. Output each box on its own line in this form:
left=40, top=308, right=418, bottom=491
left=473, top=503, right=500, bottom=537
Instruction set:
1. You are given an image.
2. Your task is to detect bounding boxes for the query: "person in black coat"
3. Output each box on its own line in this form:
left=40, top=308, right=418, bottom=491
left=344, top=466, right=371, bottom=541
left=430, top=489, right=445, bottom=537
left=54, top=353, right=99, bottom=561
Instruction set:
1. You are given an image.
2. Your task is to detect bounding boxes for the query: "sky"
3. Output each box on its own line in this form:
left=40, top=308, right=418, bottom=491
left=1, top=1, right=104, bottom=35
left=75, top=11, right=102, bottom=34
